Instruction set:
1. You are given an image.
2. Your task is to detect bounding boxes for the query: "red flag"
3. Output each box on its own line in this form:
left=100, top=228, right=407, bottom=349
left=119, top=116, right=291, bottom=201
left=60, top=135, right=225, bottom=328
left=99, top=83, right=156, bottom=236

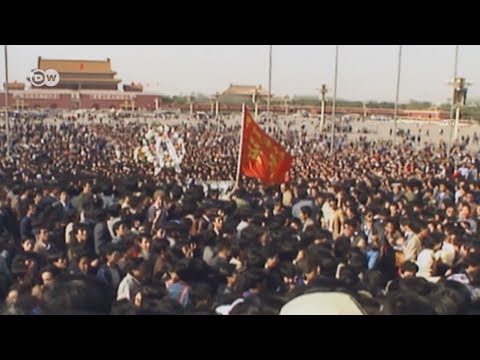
left=240, top=108, right=293, bottom=185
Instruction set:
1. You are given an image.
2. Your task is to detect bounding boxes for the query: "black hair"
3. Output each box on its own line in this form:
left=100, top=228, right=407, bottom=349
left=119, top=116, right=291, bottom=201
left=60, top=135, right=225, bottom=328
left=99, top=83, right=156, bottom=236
left=381, top=290, right=436, bottom=315
left=400, top=261, right=419, bottom=274
left=300, top=206, right=312, bottom=218
left=41, top=275, right=112, bottom=314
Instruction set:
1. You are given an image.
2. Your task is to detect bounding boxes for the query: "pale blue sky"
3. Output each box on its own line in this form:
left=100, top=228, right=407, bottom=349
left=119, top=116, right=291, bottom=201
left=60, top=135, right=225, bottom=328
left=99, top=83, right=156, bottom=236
left=1, top=45, right=478, bottom=104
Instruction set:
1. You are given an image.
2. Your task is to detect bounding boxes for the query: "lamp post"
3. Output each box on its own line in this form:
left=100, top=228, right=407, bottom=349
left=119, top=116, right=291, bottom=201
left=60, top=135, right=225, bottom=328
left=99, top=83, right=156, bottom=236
left=319, top=84, right=327, bottom=132
left=4, top=45, right=10, bottom=157
left=393, top=45, right=402, bottom=147
left=447, top=45, right=459, bottom=157
left=451, top=77, right=471, bottom=142
left=215, top=92, right=219, bottom=117
left=330, top=45, right=339, bottom=155
left=188, top=93, right=194, bottom=117
left=284, top=95, right=290, bottom=115
left=253, top=88, right=259, bottom=120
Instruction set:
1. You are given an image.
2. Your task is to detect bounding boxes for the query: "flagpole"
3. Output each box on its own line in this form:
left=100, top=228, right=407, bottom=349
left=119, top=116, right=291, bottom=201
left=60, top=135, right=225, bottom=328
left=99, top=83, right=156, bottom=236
left=235, top=103, right=246, bottom=186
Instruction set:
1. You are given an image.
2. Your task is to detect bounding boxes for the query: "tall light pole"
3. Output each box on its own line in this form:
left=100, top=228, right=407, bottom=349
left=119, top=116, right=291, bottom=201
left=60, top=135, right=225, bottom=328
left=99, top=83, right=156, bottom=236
left=267, top=45, right=272, bottom=123
left=330, top=45, right=339, bottom=155
left=393, top=45, right=402, bottom=147
left=215, top=92, right=219, bottom=117
left=283, top=95, right=290, bottom=115
left=188, top=93, right=194, bottom=117
left=4, top=45, right=10, bottom=157
left=447, top=45, right=459, bottom=156
left=319, top=84, right=327, bottom=132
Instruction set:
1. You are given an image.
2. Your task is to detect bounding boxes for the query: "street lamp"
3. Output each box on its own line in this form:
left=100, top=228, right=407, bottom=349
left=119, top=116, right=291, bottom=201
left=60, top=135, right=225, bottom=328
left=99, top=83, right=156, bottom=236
left=267, top=45, right=272, bottom=124
left=252, top=88, right=259, bottom=120
left=330, top=45, right=339, bottom=155
left=450, top=77, right=471, bottom=142
left=4, top=45, right=10, bottom=157
left=215, top=91, right=220, bottom=117
left=210, top=96, right=214, bottom=113
left=318, top=84, right=327, bottom=132
left=447, top=45, right=459, bottom=157
left=393, top=45, right=402, bottom=147
left=284, top=95, right=290, bottom=115
left=188, top=93, right=194, bottom=117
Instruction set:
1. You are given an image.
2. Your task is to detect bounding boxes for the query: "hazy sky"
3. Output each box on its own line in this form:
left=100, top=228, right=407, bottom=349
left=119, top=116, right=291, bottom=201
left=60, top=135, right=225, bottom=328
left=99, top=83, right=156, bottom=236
left=1, top=45, right=478, bottom=104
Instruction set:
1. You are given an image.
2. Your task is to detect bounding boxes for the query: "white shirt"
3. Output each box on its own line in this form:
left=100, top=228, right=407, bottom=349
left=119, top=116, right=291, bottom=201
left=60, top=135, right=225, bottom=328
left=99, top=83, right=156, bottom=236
left=416, top=249, right=435, bottom=277
left=117, top=273, right=141, bottom=301
left=436, top=241, right=455, bottom=267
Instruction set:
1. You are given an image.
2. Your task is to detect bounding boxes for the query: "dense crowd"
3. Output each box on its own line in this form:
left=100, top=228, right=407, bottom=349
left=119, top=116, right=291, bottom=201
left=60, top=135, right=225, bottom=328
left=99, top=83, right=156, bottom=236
left=0, top=111, right=479, bottom=315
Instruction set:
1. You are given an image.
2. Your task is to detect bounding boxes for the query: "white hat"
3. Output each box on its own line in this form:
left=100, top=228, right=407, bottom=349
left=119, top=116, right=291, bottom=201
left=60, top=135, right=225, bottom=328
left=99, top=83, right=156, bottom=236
left=279, top=292, right=366, bottom=315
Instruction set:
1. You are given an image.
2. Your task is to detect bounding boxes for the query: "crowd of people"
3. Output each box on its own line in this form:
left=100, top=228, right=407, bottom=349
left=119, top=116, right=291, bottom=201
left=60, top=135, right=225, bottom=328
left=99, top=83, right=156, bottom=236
left=0, top=110, right=479, bottom=315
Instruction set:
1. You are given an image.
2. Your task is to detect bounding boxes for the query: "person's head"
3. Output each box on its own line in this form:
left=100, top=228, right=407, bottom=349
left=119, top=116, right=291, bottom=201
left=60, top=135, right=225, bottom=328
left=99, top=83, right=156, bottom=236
left=138, top=234, right=152, bottom=254
left=74, top=224, right=88, bottom=243
left=263, top=245, right=280, bottom=270
left=465, top=252, right=480, bottom=278
left=389, top=203, right=399, bottom=217
left=113, top=221, right=128, bottom=238
left=465, top=192, right=475, bottom=204
left=329, top=198, right=337, bottom=210
left=21, top=238, right=35, bottom=252
left=104, top=244, right=121, bottom=266
left=4, top=284, right=34, bottom=314
left=445, top=205, right=456, bottom=218
left=27, top=204, right=36, bottom=216
left=37, top=227, right=50, bottom=244
left=77, top=255, right=90, bottom=274
left=41, top=276, right=112, bottom=314
left=5, top=287, right=20, bottom=308
left=439, top=182, right=447, bottom=192
left=300, top=206, right=312, bottom=221
left=40, top=266, right=58, bottom=287
left=60, top=191, right=69, bottom=203
left=213, top=215, right=224, bottom=232
left=289, top=218, right=301, bottom=231
left=133, top=285, right=167, bottom=308
left=216, top=242, right=232, bottom=259
left=381, top=291, right=436, bottom=315
left=153, top=190, right=165, bottom=204
left=50, top=253, right=68, bottom=269
left=343, top=220, right=356, bottom=238
left=127, top=258, right=147, bottom=282
left=392, top=183, right=402, bottom=194
left=220, top=264, right=240, bottom=289
left=460, top=203, right=471, bottom=219
left=384, top=219, right=397, bottom=234
left=400, top=261, right=418, bottom=278
left=83, top=182, right=92, bottom=194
